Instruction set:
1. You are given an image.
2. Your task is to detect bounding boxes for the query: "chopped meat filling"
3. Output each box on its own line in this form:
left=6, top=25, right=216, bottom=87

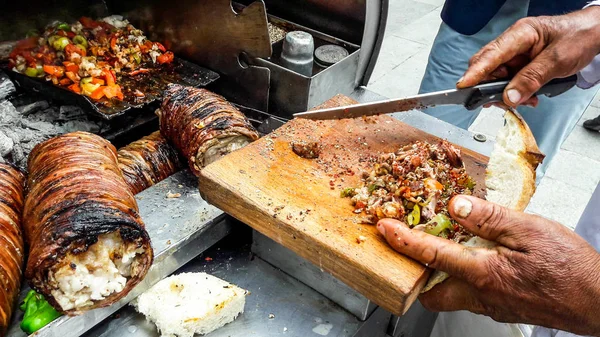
left=342, top=140, right=476, bottom=242
left=291, top=141, right=321, bottom=159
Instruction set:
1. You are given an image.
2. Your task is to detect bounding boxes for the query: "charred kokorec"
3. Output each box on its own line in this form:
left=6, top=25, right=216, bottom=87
left=291, top=141, right=321, bottom=159
left=159, top=84, right=260, bottom=176
left=24, top=132, right=153, bottom=315
left=0, top=165, right=25, bottom=334
left=118, top=131, right=183, bottom=195
left=343, top=140, right=476, bottom=242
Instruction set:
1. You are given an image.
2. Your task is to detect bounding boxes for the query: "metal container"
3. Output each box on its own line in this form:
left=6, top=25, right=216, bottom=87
left=280, top=31, right=315, bottom=76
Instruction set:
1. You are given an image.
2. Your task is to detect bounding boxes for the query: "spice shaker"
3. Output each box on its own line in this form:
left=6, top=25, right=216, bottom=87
left=280, top=31, right=314, bottom=76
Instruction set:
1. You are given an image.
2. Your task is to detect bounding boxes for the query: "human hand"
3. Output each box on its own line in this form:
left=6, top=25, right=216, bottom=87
left=377, top=195, right=600, bottom=336
left=457, top=6, right=600, bottom=108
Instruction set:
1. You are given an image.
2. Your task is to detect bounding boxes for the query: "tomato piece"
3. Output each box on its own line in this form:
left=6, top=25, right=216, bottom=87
left=129, top=68, right=150, bottom=76
left=65, top=44, right=86, bottom=58
left=62, top=62, right=79, bottom=73
left=103, top=69, right=116, bottom=86
left=110, top=36, right=117, bottom=51
left=79, top=17, right=99, bottom=29
left=68, top=83, right=81, bottom=93
left=90, top=86, right=106, bottom=100
left=91, top=78, right=105, bottom=85
left=59, top=78, right=72, bottom=86
left=56, top=30, right=68, bottom=37
left=154, top=42, right=166, bottom=52
left=66, top=31, right=76, bottom=39
left=140, top=40, right=153, bottom=53
left=43, top=65, right=65, bottom=77
left=156, top=51, right=174, bottom=65
left=103, top=85, right=124, bottom=100
left=65, top=71, right=80, bottom=82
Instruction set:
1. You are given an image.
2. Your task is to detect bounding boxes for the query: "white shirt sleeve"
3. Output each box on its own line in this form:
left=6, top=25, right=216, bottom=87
left=577, top=1, right=600, bottom=88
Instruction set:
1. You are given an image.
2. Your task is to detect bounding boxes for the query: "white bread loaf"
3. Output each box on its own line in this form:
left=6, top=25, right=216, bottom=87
left=422, top=109, right=544, bottom=293
left=132, top=272, right=247, bottom=337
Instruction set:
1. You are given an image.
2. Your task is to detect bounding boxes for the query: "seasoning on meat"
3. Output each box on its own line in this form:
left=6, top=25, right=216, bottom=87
left=118, top=131, right=183, bottom=195
left=158, top=84, right=260, bottom=176
left=0, top=164, right=25, bottom=334
left=290, top=140, right=321, bottom=159
left=23, top=132, right=153, bottom=315
left=8, top=16, right=174, bottom=102
left=343, top=140, right=476, bottom=242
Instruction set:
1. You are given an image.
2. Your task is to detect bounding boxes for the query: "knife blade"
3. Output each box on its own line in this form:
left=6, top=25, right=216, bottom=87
left=294, top=75, right=577, bottom=120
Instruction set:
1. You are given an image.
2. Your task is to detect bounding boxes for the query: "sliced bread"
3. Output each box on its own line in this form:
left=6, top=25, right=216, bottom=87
left=132, top=272, right=247, bottom=337
left=422, top=109, right=544, bottom=293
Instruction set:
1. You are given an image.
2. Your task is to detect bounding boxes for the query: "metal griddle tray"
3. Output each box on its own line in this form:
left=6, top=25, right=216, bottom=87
left=4, top=57, right=219, bottom=121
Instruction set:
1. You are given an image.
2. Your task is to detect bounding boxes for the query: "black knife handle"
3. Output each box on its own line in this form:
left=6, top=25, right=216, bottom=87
left=464, top=74, right=578, bottom=110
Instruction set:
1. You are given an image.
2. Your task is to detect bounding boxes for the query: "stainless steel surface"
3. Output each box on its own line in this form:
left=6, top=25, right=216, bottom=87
left=252, top=231, right=377, bottom=320
left=359, top=0, right=388, bottom=86
left=314, top=44, right=349, bottom=67
left=252, top=14, right=360, bottom=116
left=294, top=87, right=478, bottom=120
left=387, top=301, right=437, bottom=337
left=7, top=170, right=229, bottom=337
left=107, top=0, right=273, bottom=112
left=81, top=238, right=389, bottom=337
left=281, top=31, right=315, bottom=76
left=237, top=0, right=367, bottom=45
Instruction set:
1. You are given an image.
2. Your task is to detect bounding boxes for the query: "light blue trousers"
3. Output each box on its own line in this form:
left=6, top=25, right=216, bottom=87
left=419, top=0, right=599, bottom=177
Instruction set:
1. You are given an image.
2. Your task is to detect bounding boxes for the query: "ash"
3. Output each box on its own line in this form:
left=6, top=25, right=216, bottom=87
left=0, top=79, right=107, bottom=170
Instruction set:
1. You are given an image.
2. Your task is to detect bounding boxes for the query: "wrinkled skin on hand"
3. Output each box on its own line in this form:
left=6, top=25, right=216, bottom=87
left=377, top=195, right=600, bottom=336
left=457, top=6, right=600, bottom=107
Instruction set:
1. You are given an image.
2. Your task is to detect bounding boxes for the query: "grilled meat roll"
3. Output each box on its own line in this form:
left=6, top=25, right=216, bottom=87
left=24, top=132, right=153, bottom=315
left=158, top=84, right=260, bottom=176
left=118, top=131, right=183, bottom=195
left=0, top=165, right=25, bottom=335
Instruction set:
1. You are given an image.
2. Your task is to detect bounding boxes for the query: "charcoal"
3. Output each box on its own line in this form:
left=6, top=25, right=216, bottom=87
left=17, top=100, right=50, bottom=115
left=59, top=106, right=87, bottom=120
left=0, top=72, right=16, bottom=101
left=0, top=100, right=19, bottom=125
left=0, top=131, right=14, bottom=157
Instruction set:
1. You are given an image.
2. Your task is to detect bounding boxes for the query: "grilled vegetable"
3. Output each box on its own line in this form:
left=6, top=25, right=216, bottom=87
left=0, top=165, right=26, bottom=335
left=24, top=132, right=153, bottom=315
left=19, top=290, right=61, bottom=334
left=118, top=131, right=183, bottom=195
left=8, top=16, right=176, bottom=102
left=159, top=85, right=260, bottom=176
left=424, top=213, right=452, bottom=236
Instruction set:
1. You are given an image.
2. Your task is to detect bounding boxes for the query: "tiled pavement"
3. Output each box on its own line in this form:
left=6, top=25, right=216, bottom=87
left=367, top=0, right=600, bottom=229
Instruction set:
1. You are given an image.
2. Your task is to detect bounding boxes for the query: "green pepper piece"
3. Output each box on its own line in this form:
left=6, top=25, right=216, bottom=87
left=424, top=213, right=453, bottom=236
left=80, top=77, right=93, bottom=85
left=407, top=204, right=421, bottom=226
left=56, top=23, right=71, bottom=31
left=73, top=35, right=88, bottom=48
left=19, top=291, right=61, bottom=334
left=47, top=35, right=59, bottom=47
left=340, top=187, right=355, bottom=198
left=24, top=67, right=39, bottom=77
left=19, top=290, right=36, bottom=312
left=133, top=53, right=141, bottom=64
left=52, top=37, right=70, bottom=51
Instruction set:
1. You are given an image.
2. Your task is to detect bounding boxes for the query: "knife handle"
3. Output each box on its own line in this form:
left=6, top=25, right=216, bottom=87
left=464, top=74, right=578, bottom=110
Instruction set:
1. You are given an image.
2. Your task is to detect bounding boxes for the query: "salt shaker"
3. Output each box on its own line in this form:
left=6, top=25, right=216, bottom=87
left=280, top=31, right=314, bottom=77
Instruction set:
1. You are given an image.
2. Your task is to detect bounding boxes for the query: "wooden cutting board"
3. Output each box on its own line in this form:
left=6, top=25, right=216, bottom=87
left=199, top=95, right=488, bottom=316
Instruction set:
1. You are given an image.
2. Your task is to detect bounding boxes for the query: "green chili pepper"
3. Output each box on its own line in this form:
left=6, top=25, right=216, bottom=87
left=24, top=67, right=39, bottom=77
left=52, top=37, right=70, bottom=51
left=56, top=23, right=71, bottom=31
left=340, top=187, right=355, bottom=198
left=80, top=77, right=93, bottom=84
left=47, top=35, right=60, bottom=47
left=424, top=213, right=453, bottom=236
left=133, top=53, right=141, bottom=64
left=73, top=35, right=88, bottom=48
left=407, top=204, right=421, bottom=226
left=19, top=290, right=62, bottom=334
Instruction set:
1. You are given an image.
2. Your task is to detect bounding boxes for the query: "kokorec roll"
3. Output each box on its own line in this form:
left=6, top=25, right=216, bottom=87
left=158, top=84, right=260, bottom=176
left=24, top=132, right=153, bottom=315
left=118, top=131, right=183, bottom=195
left=0, top=165, right=25, bottom=335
